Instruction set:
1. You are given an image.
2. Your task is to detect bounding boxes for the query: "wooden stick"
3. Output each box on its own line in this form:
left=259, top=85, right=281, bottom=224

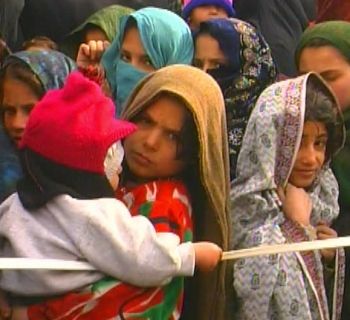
left=222, top=236, right=350, bottom=261
left=0, top=258, right=95, bottom=270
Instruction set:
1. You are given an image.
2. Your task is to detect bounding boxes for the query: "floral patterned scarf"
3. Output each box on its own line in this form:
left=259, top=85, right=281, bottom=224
left=231, top=73, right=345, bottom=320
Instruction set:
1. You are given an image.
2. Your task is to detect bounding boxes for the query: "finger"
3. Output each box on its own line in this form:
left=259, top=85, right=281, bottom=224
left=88, top=40, right=97, bottom=61
left=103, top=40, right=111, bottom=50
left=315, top=224, right=337, bottom=235
left=95, top=40, right=105, bottom=60
left=276, top=186, right=285, bottom=202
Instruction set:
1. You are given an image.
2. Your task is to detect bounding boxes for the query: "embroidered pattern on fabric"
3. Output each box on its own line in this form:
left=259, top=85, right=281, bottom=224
left=275, top=81, right=303, bottom=186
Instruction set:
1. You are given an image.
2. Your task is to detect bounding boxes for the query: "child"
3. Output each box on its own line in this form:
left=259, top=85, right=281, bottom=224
left=0, top=50, right=76, bottom=202
left=21, top=36, right=58, bottom=51
left=231, top=73, right=345, bottom=319
left=0, top=68, right=227, bottom=320
left=60, top=5, right=134, bottom=59
left=182, top=0, right=235, bottom=30
left=193, top=17, right=276, bottom=180
left=78, top=7, right=193, bottom=115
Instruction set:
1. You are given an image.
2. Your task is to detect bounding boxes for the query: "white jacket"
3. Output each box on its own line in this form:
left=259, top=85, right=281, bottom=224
left=0, top=193, right=194, bottom=295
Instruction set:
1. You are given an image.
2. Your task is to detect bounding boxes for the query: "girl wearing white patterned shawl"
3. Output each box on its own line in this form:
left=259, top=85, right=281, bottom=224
left=231, top=73, right=345, bottom=320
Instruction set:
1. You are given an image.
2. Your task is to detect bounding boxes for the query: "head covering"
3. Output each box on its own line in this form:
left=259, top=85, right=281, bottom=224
left=0, top=50, right=76, bottom=202
left=232, top=72, right=344, bottom=246
left=3, top=50, right=76, bottom=91
left=295, top=21, right=350, bottom=238
left=61, top=5, right=135, bottom=58
left=230, top=73, right=345, bottom=320
left=182, top=0, right=235, bottom=20
left=17, top=72, right=136, bottom=209
left=101, top=7, right=194, bottom=115
left=121, top=64, right=231, bottom=320
left=195, top=18, right=277, bottom=180
left=295, top=20, right=350, bottom=65
left=20, top=72, right=136, bottom=174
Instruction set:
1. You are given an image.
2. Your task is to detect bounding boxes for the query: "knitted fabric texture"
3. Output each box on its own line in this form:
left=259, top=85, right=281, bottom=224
left=20, top=72, right=136, bottom=174
left=182, top=0, right=235, bottom=20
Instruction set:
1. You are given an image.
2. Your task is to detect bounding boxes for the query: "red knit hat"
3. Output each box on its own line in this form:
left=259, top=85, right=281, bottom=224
left=20, top=71, right=137, bottom=174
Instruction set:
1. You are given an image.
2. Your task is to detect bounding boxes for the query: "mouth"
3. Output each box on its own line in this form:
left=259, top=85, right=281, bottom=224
left=132, top=151, right=152, bottom=166
left=295, top=169, right=316, bottom=177
left=12, top=136, right=22, bottom=146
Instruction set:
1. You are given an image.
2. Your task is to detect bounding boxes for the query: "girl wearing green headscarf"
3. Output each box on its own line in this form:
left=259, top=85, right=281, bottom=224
left=61, top=5, right=134, bottom=59
left=295, top=20, right=350, bottom=319
left=77, top=7, right=194, bottom=117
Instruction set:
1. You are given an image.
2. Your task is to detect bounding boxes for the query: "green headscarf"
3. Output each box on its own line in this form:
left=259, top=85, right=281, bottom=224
left=101, top=7, right=194, bottom=114
left=295, top=20, right=350, bottom=65
left=295, top=20, right=350, bottom=217
left=61, top=5, right=134, bottom=59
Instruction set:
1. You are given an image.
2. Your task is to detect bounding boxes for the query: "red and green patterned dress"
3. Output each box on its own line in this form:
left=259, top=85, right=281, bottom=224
left=27, top=180, right=193, bottom=320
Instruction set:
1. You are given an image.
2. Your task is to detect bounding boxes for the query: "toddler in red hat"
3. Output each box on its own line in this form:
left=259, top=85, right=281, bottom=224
left=0, top=71, right=221, bottom=318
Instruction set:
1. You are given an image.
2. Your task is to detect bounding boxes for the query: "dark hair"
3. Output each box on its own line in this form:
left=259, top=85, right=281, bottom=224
left=22, top=36, right=58, bottom=51
left=305, top=75, right=343, bottom=160
left=0, top=60, right=45, bottom=122
left=124, top=16, right=138, bottom=35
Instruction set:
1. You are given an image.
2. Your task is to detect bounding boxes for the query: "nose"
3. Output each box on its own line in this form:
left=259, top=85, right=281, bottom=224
left=143, top=129, right=161, bottom=150
left=201, top=61, right=211, bottom=73
left=299, top=145, right=318, bottom=166
left=12, top=111, right=27, bottom=131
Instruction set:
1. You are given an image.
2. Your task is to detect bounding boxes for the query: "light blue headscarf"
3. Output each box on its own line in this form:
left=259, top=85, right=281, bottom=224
left=102, top=7, right=194, bottom=116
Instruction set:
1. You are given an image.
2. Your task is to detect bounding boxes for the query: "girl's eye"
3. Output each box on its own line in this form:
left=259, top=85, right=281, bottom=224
left=166, top=132, right=179, bottom=142
left=2, top=107, right=15, bottom=116
left=315, top=139, right=327, bottom=149
left=120, top=52, right=131, bottom=62
left=135, top=116, right=152, bottom=126
left=141, top=57, right=154, bottom=69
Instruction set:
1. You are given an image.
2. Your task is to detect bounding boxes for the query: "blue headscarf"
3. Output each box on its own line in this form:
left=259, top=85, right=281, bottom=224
left=102, top=7, right=194, bottom=115
left=0, top=50, right=76, bottom=202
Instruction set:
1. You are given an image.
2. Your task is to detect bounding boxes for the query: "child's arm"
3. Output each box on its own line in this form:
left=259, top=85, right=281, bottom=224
left=277, top=183, right=313, bottom=226
left=55, top=196, right=220, bottom=286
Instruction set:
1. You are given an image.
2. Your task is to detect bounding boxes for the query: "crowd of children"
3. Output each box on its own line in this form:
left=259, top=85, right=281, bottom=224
left=0, top=0, right=349, bottom=320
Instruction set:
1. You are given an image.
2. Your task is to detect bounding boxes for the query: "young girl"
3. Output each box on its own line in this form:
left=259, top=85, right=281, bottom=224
left=0, top=50, right=76, bottom=202
left=60, top=5, right=134, bottom=59
left=78, top=7, right=193, bottom=115
left=231, top=73, right=345, bottom=319
left=4, top=65, right=231, bottom=320
left=193, top=17, right=276, bottom=180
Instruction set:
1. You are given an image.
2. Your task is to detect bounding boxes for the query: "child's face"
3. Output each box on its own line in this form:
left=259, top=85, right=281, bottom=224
left=288, top=121, right=328, bottom=188
left=123, top=97, right=188, bottom=183
left=188, top=5, right=228, bottom=29
left=2, top=78, right=39, bottom=146
left=120, top=26, right=156, bottom=73
left=298, top=46, right=350, bottom=111
left=194, top=33, right=228, bottom=72
left=84, top=26, right=108, bottom=43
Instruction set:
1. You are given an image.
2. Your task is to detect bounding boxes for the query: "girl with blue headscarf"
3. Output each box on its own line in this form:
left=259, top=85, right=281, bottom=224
left=0, top=50, right=76, bottom=202
left=78, top=7, right=194, bottom=116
